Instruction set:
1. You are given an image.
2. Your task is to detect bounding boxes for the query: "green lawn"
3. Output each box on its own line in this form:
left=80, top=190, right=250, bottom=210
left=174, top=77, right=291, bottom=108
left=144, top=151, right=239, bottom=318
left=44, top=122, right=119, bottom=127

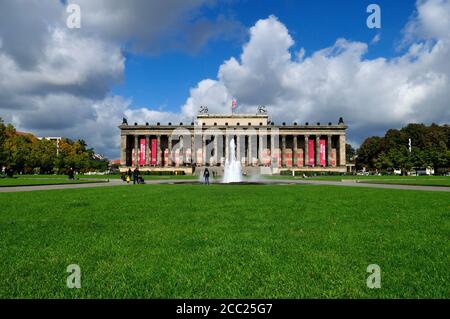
left=272, top=175, right=450, bottom=187
left=0, top=174, right=196, bottom=186
left=0, top=184, right=449, bottom=298
left=356, top=177, right=450, bottom=187
left=0, top=178, right=105, bottom=187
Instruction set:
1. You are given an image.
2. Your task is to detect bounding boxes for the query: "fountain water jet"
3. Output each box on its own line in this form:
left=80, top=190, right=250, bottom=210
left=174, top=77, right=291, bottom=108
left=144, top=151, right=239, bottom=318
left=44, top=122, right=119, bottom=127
left=223, top=138, right=242, bottom=183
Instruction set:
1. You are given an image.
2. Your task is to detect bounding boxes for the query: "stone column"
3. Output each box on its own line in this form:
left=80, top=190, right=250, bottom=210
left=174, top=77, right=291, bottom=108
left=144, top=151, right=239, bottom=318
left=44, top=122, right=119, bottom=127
left=293, top=135, right=298, bottom=167
left=225, top=134, right=230, bottom=162
left=304, top=135, right=309, bottom=167
left=327, top=135, right=332, bottom=167
left=236, top=134, right=241, bottom=163
left=120, top=135, right=127, bottom=167
left=156, top=135, right=161, bottom=166
left=202, top=134, right=207, bottom=165
left=168, top=135, right=173, bottom=166
left=213, top=134, right=218, bottom=165
left=248, top=134, right=252, bottom=166
left=259, top=132, right=264, bottom=166
left=315, top=135, right=320, bottom=167
left=197, top=133, right=202, bottom=166
left=339, top=134, right=346, bottom=167
left=145, top=135, right=150, bottom=166
left=281, top=135, right=286, bottom=167
left=134, top=135, right=139, bottom=168
left=190, top=133, right=195, bottom=165
left=270, top=133, right=276, bottom=167
left=179, top=135, right=184, bottom=166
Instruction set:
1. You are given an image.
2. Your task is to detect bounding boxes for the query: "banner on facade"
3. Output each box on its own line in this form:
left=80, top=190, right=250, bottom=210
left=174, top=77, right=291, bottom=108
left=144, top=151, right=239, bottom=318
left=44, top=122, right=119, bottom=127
left=151, top=138, right=157, bottom=165
left=139, top=138, right=146, bottom=166
left=308, top=139, right=315, bottom=166
left=320, top=139, right=326, bottom=166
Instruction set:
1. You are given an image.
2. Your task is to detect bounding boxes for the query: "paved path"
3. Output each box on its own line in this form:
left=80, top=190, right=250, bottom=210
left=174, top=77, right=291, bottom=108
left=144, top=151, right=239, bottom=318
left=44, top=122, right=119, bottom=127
left=1, top=178, right=449, bottom=193
left=270, top=179, right=450, bottom=192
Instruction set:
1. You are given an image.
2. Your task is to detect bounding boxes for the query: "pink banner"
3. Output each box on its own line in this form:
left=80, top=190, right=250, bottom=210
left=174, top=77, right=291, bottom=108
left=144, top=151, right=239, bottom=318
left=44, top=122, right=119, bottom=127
left=320, top=139, right=326, bottom=166
left=151, top=139, right=157, bottom=165
left=139, top=138, right=146, bottom=166
left=308, top=139, right=315, bottom=166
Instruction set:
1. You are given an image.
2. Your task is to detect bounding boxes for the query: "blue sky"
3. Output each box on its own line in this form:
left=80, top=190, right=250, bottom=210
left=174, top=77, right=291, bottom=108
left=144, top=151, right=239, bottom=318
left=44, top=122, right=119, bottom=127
left=112, top=0, right=417, bottom=113
left=1, top=0, right=449, bottom=157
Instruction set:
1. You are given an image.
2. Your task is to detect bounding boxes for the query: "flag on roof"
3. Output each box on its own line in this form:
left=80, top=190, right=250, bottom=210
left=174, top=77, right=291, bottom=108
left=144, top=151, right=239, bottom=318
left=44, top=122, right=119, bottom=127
left=232, top=99, right=237, bottom=109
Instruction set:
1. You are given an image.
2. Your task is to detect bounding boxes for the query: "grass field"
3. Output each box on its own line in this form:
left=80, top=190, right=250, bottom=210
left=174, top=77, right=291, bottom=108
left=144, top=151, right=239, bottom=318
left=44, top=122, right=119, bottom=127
left=0, top=174, right=196, bottom=186
left=0, top=184, right=449, bottom=298
left=0, top=178, right=105, bottom=187
left=272, top=175, right=450, bottom=187
left=7, top=174, right=450, bottom=187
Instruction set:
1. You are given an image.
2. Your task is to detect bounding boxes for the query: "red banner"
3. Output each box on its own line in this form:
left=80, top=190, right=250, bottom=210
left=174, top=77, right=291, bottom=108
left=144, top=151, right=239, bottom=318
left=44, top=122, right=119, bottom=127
left=308, top=139, right=315, bottom=166
left=151, top=138, right=157, bottom=165
left=320, top=139, right=326, bottom=166
left=138, top=138, right=146, bottom=166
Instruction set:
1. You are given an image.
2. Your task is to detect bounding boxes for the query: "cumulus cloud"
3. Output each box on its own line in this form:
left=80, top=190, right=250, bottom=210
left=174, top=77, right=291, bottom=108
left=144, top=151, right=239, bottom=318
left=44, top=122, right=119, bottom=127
left=0, top=0, right=61, bottom=68
left=0, top=20, right=126, bottom=156
left=0, top=0, right=234, bottom=158
left=67, top=0, right=243, bottom=54
left=182, top=3, right=450, bottom=146
left=404, top=0, right=450, bottom=42
left=1, top=0, right=450, bottom=158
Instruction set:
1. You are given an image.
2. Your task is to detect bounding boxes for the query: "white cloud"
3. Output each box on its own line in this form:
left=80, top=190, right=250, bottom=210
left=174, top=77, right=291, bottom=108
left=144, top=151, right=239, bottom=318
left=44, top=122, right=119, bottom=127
left=67, top=0, right=243, bottom=54
left=1, top=0, right=450, bottom=159
left=181, top=8, right=450, bottom=144
left=370, top=33, right=381, bottom=45
left=0, top=0, right=231, bottom=158
left=404, top=0, right=450, bottom=41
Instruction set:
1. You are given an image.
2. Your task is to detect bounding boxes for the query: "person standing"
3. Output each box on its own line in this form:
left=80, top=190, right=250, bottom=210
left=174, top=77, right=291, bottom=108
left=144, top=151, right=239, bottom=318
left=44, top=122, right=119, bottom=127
left=68, top=167, right=75, bottom=180
left=133, top=168, right=140, bottom=184
left=203, top=168, right=210, bottom=185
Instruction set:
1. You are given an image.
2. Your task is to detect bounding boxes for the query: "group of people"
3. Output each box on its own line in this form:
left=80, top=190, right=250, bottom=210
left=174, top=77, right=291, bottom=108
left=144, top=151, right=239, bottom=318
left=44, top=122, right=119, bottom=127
left=123, top=168, right=145, bottom=184
left=120, top=167, right=211, bottom=185
left=1, top=167, right=14, bottom=178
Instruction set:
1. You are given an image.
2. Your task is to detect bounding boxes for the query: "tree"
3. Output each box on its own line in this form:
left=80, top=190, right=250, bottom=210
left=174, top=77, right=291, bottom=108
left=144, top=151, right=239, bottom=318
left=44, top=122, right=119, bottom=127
left=374, top=152, right=392, bottom=171
left=357, top=123, right=450, bottom=174
left=346, top=144, right=356, bottom=163
left=356, top=136, right=383, bottom=170
left=0, top=118, right=6, bottom=166
left=0, top=119, right=108, bottom=174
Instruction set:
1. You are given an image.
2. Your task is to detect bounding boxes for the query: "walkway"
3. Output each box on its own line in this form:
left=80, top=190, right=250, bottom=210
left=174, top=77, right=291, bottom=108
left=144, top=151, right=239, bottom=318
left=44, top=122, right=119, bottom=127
left=0, top=178, right=449, bottom=193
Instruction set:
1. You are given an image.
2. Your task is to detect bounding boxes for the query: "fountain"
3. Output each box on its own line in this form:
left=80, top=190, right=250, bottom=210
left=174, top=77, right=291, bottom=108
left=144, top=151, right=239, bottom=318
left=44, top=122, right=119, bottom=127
left=223, top=138, right=242, bottom=183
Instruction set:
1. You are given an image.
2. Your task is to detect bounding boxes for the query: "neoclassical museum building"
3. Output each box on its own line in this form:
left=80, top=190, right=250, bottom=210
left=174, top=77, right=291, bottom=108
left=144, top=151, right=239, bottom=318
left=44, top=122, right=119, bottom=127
left=119, top=107, right=348, bottom=175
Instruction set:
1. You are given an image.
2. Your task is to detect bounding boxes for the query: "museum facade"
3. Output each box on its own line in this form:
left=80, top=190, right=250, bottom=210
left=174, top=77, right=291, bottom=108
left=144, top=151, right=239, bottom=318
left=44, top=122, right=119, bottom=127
left=119, top=109, right=348, bottom=175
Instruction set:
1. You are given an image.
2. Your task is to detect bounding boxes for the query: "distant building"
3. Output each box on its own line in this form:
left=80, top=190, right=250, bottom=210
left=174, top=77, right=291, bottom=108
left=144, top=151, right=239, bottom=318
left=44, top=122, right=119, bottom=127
left=93, top=153, right=105, bottom=160
left=118, top=109, right=348, bottom=175
left=109, top=159, right=120, bottom=166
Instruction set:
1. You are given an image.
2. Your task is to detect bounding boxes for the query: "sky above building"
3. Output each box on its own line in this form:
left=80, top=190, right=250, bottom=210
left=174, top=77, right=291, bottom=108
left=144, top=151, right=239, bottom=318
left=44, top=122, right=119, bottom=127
left=0, top=0, right=449, bottom=158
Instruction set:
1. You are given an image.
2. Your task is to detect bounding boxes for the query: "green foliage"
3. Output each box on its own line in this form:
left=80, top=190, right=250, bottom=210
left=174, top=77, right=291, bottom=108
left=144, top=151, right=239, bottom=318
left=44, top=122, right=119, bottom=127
left=0, top=118, right=6, bottom=165
left=0, top=118, right=108, bottom=173
left=346, top=143, right=356, bottom=163
left=357, top=123, right=450, bottom=172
